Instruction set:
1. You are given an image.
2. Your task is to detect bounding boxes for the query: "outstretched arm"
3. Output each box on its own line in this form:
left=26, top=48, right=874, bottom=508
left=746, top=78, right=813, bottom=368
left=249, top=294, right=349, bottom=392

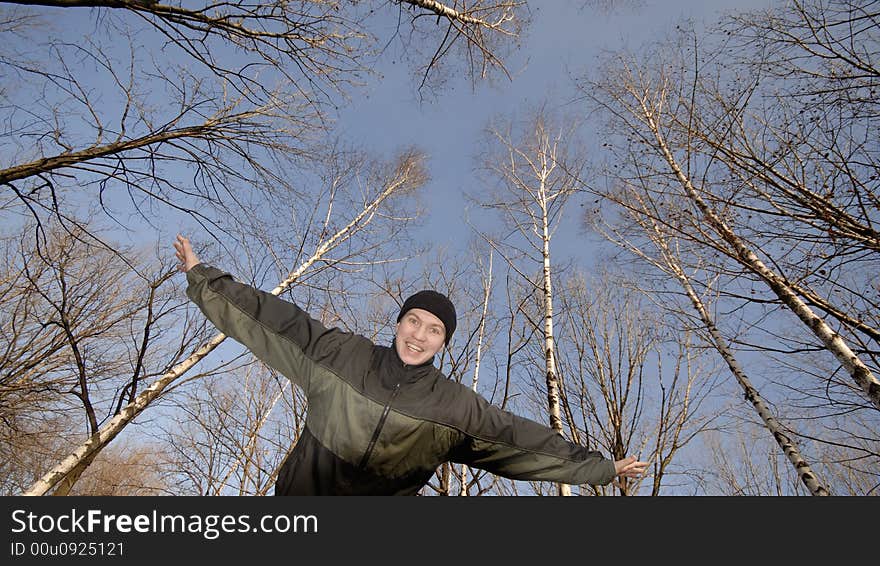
left=447, top=386, right=649, bottom=488
left=175, top=234, right=373, bottom=394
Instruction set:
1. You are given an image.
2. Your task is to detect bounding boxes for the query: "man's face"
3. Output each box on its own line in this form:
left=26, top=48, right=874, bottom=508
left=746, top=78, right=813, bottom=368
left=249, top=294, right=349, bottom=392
left=395, top=308, right=446, bottom=366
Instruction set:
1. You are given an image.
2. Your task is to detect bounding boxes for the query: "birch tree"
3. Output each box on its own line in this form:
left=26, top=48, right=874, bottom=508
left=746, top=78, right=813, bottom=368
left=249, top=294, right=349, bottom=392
left=579, top=0, right=878, bottom=493
left=457, top=247, right=493, bottom=495
left=466, top=262, right=539, bottom=496
left=581, top=15, right=879, bottom=405
left=590, top=182, right=830, bottom=495
left=474, top=112, right=586, bottom=495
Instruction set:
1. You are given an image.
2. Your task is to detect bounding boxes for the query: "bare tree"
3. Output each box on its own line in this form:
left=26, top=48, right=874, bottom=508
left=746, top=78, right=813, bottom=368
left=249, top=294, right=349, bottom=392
left=703, top=428, right=806, bottom=496
left=5, top=0, right=527, bottom=100
left=5, top=0, right=370, bottom=104
left=578, top=0, right=879, bottom=493
left=157, top=364, right=298, bottom=496
left=0, top=0, right=528, bottom=259
left=550, top=273, right=710, bottom=496
left=581, top=22, right=879, bottom=406
left=0, top=221, right=215, bottom=494
left=391, top=0, right=526, bottom=96
left=642, top=87, right=877, bottom=412
left=474, top=111, right=586, bottom=495
left=457, top=246, right=493, bottom=495
left=66, top=442, right=170, bottom=496
left=709, top=1, right=880, bottom=368
left=1, top=26, right=321, bottom=260
left=590, top=182, right=830, bottom=495
left=453, top=261, right=538, bottom=496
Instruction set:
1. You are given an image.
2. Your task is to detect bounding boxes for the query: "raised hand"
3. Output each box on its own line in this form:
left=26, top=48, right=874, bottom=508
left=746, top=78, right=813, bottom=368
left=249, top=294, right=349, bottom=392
left=173, top=234, right=201, bottom=273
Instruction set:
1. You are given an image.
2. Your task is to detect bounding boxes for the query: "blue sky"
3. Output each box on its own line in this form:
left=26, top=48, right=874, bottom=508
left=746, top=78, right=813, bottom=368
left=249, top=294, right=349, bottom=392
left=335, top=1, right=772, bottom=262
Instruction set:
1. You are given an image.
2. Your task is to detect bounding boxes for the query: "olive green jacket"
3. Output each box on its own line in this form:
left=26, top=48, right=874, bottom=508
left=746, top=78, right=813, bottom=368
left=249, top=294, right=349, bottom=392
left=186, top=263, right=617, bottom=495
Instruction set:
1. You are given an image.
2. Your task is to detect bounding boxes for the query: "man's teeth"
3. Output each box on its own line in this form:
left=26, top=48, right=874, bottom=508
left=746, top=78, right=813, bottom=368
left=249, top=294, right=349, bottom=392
left=407, top=344, right=423, bottom=352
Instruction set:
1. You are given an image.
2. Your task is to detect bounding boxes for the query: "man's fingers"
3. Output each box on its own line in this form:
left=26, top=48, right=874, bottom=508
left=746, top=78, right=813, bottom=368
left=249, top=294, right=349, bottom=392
left=175, top=235, right=190, bottom=250
left=621, top=461, right=648, bottom=477
left=173, top=236, right=188, bottom=273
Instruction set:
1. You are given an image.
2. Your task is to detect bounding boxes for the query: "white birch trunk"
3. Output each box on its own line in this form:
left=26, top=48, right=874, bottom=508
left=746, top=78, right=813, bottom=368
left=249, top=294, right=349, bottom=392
left=401, top=0, right=513, bottom=29
left=638, top=95, right=880, bottom=411
left=459, top=250, right=493, bottom=496
left=680, top=275, right=830, bottom=495
left=645, top=220, right=830, bottom=496
left=539, top=175, right=570, bottom=497
left=214, top=386, right=285, bottom=496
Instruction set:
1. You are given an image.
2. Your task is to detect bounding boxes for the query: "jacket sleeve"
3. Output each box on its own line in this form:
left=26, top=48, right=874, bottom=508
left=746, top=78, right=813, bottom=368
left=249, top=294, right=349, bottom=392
left=185, top=263, right=367, bottom=392
left=447, top=389, right=617, bottom=487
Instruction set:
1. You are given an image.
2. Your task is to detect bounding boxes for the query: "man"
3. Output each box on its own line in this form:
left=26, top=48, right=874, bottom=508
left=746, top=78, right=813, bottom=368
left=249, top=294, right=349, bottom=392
left=174, top=234, right=647, bottom=495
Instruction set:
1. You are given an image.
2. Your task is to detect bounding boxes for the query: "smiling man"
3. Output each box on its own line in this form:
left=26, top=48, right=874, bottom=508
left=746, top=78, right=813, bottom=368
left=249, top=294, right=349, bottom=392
left=174, top=234, right=647, bottom=495
left=394, top=290, right=455, bottom=366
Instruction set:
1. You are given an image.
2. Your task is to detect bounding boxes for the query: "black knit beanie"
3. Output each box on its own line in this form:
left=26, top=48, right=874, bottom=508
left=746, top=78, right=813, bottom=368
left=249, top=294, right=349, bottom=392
left=397, top=290, right=457, bottom=345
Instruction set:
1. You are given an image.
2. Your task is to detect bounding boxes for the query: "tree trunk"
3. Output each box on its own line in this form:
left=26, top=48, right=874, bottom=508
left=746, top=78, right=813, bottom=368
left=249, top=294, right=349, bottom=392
left=647, top=216, right=829, bottom=496
left=540, top=184, right=569, bottom=497
left=639, top=97, right=880, bottom=411
left=459, top=249, right=493, bottom=496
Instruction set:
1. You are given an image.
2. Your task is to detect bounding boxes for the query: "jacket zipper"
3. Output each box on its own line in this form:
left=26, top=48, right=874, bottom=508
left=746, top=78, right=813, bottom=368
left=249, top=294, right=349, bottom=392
left=358, top=382, right=401, bottom=470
